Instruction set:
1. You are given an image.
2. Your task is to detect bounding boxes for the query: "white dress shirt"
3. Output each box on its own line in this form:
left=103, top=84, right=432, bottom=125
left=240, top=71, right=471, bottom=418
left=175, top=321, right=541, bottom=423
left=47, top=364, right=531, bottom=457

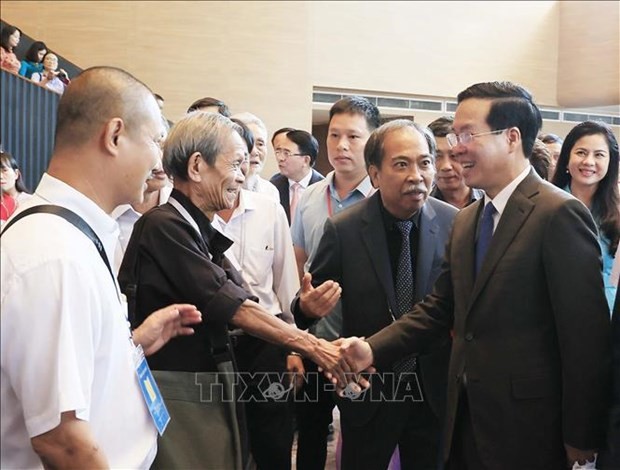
left=212, top=190, right=299, bottom=324
left=483, top=165, right=532, bottom=233
left=246, top=175, right=280, bottom=202
left=1, top=174, right=157, bottom=469
left=111, top=185, right=172, bottom=273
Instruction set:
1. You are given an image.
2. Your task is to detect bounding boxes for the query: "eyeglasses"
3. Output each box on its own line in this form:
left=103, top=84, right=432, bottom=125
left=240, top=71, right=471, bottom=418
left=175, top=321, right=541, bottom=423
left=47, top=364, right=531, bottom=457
left=275, top=149, right=305, bottom=159
left=446, top=128, right=509, bottom=148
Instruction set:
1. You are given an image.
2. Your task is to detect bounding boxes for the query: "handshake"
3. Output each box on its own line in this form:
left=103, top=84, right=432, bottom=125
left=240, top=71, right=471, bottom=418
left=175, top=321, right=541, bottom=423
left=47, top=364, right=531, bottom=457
left=301, top=335, right=376, bottom=392
left=297, top=273, right=377, bottom=391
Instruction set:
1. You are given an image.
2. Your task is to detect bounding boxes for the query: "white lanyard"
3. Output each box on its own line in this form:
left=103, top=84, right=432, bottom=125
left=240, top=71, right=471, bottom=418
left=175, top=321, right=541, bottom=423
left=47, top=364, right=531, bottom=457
left=168, top=197, right=213, bottom=260
left=168, top=196, right=201, bottom=236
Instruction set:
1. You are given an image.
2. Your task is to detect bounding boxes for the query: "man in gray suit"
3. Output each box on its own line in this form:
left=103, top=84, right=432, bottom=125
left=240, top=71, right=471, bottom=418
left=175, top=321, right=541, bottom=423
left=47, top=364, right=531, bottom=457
left=338, top=82, right=611, bottom=470
left=295, top=120, right=457, bottom=469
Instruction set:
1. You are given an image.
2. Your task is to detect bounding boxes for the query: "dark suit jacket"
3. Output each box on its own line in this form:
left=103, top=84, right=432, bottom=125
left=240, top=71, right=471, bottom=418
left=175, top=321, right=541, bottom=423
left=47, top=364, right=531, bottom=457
left=270, top=169, right=324, bottom=224
left=295, top=192, right=457, bottom=427
left=368, top=170, right=612, bottom=469
left=600, top=287, right=620, bottom=469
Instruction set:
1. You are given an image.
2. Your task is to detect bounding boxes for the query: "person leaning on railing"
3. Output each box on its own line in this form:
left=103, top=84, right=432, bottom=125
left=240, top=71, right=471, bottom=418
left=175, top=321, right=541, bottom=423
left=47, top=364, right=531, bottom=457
left=0, top=23, right=21, bottom=74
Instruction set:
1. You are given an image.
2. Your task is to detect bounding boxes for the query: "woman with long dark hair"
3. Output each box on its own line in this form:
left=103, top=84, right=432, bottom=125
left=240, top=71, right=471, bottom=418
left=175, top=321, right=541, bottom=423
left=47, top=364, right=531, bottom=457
left=0, top=24, right=21, bottom=74
left=552, top=120, right=620, bottom=311
left=18, top=40, right=47, bottom=79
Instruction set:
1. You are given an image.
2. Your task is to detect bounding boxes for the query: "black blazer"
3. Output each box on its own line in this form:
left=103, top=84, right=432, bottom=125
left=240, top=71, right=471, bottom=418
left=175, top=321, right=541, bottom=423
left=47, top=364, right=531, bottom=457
left=270, top=169, right=324, bottom=224
left=369, top=171, right=612, bottom=469
left=295, top=192, right=457, bottom=426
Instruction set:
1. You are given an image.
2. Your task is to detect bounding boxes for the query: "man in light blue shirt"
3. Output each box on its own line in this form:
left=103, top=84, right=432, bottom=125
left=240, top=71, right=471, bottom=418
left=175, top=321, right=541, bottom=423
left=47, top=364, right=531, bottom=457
left=290, top=96, right=380, bottom=470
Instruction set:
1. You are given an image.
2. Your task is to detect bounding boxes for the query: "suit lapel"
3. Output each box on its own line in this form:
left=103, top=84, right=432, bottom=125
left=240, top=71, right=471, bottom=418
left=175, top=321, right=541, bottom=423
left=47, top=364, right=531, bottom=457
left=455, top=200, right=480, bottom=309
left=467, top=172, right=539, bottom=311
left=415, top=202, right=438, bottom=301
left=310, top=170, right=323, bottom=184
left=362, top=194, right=398, bottom=315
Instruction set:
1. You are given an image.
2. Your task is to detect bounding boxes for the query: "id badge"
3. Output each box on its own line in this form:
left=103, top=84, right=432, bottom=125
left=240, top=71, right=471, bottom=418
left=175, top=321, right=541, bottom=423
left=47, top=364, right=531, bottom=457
left=133, top=343, right=171, bottom=436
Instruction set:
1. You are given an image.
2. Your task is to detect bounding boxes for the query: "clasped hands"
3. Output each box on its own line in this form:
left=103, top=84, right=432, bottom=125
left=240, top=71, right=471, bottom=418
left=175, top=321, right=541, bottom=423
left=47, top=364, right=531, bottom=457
left=298, top=273, right=375, bottom=392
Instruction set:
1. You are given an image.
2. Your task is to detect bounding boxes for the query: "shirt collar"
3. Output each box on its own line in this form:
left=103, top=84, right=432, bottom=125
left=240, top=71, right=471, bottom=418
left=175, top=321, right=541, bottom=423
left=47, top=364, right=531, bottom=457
left=326, top=171, right=374, bottom=200
left=227, top=189, right=258, bottom=222
left=34, top=173, right=120, bottom=260
left=484, top=165, right=531, bottom=218
left=110, top=204, right=140, bottom=221
left=169, top=188, right=234, bottom=255
left=378, top=192, right=422, bottom=230
left=289, top=170, right=313, bottom=190
left=36, top=173, right=119, bottom=238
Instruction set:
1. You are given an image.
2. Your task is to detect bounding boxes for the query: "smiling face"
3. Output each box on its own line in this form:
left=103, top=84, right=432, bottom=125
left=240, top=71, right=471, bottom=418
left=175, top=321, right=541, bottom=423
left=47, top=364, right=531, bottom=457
left=327, top=112, right=371, bottom=181
left=369, top=127, right=435, bottom=219
left=119, top=95, right=166, bottom=206
left=200, top=130, right=246, bottom=213
left=567, top=133, right=610, bottom=192
left=145, top=134, right=169, bottom=195
left=452, top=98, right=514, bottom=198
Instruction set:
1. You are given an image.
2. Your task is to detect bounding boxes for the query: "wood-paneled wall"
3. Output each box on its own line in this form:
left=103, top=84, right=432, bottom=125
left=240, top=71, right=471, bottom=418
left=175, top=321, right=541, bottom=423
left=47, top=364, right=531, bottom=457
left=558, top=1, right=620, bottom=107
left=2, top=1, right=617, bottom=177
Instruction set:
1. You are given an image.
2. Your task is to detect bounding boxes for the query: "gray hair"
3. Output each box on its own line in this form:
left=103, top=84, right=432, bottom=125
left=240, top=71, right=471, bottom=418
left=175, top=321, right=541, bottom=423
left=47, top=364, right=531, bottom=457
left=364, top=119, right=437, bottom=170
left=163, top=111, right=241, bottom=181
left=231, top=111, right=268, bottom=135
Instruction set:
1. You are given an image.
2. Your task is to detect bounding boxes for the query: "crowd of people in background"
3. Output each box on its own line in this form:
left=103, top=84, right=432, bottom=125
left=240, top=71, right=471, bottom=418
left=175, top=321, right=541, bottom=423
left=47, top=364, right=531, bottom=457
left=1, top=23, right=69, bottom=94
left=1, top=19, right=619, bottom=470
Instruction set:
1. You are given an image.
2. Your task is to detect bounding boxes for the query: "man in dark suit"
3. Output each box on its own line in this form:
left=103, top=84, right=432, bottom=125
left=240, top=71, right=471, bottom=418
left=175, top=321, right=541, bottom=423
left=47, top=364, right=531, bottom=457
left=338, top=81, right=611, bottom=470
left=599, top=285, right=620, bottom=469
left=295, top=120, right=457, bottom=469
left=269, top=129, right=324, bottom=224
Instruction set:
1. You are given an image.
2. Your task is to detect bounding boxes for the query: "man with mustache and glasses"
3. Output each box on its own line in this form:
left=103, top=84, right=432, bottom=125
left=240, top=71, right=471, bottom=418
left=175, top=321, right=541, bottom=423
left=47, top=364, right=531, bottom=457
left=295, top=120, right=457, bottom=469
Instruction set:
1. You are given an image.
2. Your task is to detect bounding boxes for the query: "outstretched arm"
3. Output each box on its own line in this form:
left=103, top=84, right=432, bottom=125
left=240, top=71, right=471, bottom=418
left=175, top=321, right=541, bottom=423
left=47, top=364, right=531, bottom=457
left=231, top=299, right=349, bottom=384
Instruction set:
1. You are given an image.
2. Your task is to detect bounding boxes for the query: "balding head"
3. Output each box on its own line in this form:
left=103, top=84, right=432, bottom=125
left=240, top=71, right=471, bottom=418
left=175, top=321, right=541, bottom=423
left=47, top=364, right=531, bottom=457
left=55, top=66, right=157, bottom=149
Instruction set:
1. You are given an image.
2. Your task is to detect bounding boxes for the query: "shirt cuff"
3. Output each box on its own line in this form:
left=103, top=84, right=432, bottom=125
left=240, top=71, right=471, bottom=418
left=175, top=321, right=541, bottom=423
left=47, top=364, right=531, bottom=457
left=205, top=280, right=256, bottom=324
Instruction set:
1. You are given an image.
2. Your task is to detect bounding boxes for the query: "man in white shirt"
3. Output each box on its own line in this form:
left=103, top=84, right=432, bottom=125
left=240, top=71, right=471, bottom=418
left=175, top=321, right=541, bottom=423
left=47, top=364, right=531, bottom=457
left=111, top=163, right=173, bottom=272
left=213, top=188, right=300, bottom=469
left=1, top=66, right=201, bottom=469
left=269, top=129, right=325, bottom=225
left=232, top=112, right=280, bottom=201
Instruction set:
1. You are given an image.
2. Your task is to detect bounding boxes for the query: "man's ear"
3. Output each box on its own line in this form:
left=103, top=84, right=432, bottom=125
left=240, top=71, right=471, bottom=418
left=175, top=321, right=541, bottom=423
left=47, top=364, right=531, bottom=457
left=506, top=127, right=522, bottom=154
left=102, top=118, right=124, bottom=155
left=187, top=152, right=204, bottom=182
left=368, top=164, right=380, bottom=189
